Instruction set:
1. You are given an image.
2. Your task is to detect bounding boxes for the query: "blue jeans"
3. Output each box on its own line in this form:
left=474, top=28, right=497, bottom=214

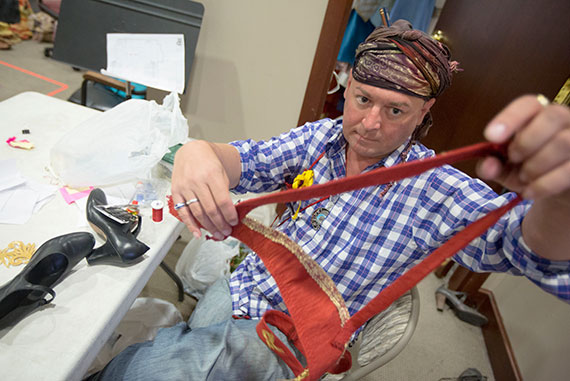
left=88, top=278, right=303, bottom=381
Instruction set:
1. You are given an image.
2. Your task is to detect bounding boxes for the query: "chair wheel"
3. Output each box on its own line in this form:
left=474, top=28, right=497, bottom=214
left=44, top=47, right=53, bottom=57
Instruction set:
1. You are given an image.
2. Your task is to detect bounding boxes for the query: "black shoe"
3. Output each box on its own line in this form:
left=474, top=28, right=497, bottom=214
left=86, top=188, right=149, bottom=266
left=0, top=232, right=95, bottom=330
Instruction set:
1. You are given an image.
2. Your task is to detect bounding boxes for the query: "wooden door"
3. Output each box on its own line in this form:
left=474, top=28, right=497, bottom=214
left=422, top=4, right=569, bottom=378
left=422, top=0, right=570, bottom=181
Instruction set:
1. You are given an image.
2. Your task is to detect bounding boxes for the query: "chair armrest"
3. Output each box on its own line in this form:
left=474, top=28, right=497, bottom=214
left=83, top=71, right=134, bottom=93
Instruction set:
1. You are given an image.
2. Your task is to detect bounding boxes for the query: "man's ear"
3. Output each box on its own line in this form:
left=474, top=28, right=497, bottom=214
left=423, top=98, right=436, bottom=113
left=420, top=98, right=436, bottom=120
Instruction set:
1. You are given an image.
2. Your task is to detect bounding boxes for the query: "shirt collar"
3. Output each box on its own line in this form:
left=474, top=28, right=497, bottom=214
left=325, top=119, right=346, bottom=159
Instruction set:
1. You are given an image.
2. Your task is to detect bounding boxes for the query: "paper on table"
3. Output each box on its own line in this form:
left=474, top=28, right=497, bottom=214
left=28, top=180, right=57, bottom=214
left=0, top=159, right=26, bottom=192
left=0, top=189, right=37, bottom=225
left=101, top=33, right=185, bottom=94
left=0, top=160, right=57, bottom=224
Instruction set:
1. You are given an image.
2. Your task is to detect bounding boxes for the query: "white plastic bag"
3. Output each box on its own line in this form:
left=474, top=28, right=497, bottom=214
left=174, top=197, right=277, bottom=299
left=50, top=92, right=188, bottom=187
left=175, top=236, right=240, bottom=299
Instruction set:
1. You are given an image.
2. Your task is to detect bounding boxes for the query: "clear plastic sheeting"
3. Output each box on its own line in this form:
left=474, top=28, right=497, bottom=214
left=50, top=92, right=188, bottom=187
left=175, top=236, right=240, bottom=299
left=175, top=199, right=277, bottom=299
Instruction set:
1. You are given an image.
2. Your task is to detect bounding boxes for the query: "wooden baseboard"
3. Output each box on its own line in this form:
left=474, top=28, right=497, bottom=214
left=473, top=288, right=523, bottom=381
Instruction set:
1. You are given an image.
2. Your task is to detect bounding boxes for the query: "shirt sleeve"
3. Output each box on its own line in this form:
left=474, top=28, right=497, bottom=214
left=228, top=119, right=335, bottom=194
left=412, top=165, right=570, bottom=301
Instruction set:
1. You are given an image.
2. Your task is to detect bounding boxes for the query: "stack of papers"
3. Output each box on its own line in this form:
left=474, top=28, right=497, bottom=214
left=0, top=159, right=57, bottom=224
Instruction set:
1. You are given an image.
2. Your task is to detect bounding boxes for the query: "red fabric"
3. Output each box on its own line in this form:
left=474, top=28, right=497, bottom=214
left=256, top=310, right=308, bottom=376
left=169, top=141, right=521, bottom=380
left=233, top=142, right=507, bottom=219
left=336, top=195, right=521, bottom=343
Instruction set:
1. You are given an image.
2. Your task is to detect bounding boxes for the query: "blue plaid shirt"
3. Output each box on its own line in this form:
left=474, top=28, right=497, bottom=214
left=228, top=119, right=570, bottom=320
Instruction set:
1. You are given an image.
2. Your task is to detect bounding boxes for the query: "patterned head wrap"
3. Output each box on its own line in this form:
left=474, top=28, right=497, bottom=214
left=353, top=20, right=460, bottom=140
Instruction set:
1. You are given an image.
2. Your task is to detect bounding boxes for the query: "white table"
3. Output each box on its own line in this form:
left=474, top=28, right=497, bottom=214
left=0, top=92, right=185, bottom=380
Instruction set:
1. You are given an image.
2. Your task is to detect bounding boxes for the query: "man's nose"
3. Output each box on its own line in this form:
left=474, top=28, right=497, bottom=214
left=361, top=106, right=382, bottom=130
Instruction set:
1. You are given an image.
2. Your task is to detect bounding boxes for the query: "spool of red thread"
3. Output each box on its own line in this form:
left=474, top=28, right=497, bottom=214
left=151, top=200, right=164, bottom=223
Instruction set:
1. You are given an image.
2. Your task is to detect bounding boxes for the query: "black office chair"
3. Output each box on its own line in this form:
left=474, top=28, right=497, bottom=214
left=38, top=0, right=146, bottom=110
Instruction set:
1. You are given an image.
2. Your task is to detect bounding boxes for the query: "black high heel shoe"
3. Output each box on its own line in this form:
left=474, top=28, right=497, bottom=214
left=0, top=232, right=95, bottom=330
left=86, top=188, right=149, bottom=266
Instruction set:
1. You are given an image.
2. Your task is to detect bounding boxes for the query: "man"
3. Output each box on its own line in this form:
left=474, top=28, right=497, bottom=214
left=91, top=20, right=570, bottom=380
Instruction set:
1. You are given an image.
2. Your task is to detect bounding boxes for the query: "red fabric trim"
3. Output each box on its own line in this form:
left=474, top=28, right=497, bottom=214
left=234, top=142, right=507, bottom=219
left=256, top=311, right=307, bottom=376
left=335, top=195, right=522, bottom=345
left=232, top=221, right=351, bottom=377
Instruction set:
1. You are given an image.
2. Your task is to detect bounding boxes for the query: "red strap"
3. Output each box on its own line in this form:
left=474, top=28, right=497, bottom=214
left=256, top=310, right=308, bottom=376
left=335, top=194, right=522, bottom=345
left=235, top=142, right=507, bottom=218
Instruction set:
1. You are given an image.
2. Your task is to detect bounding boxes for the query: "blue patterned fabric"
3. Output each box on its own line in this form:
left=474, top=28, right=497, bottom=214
left=337, top=9, right=376, bottom=64
left=228, top=119, right=570, bottom=322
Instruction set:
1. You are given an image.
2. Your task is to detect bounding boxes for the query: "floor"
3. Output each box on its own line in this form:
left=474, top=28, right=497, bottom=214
left=1, top=39, right=496, bottom=380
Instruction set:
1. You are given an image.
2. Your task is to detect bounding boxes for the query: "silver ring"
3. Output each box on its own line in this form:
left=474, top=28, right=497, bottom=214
left=185, top=198, right=199, bottom=206
left=173, top=198, right=199, bottom=211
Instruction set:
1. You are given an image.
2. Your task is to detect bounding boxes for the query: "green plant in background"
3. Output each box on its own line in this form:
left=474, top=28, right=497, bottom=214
left=230, top=243, right=252, bottom=273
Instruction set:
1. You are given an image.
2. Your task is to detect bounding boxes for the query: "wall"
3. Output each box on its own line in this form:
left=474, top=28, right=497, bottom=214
left=484, top=274, right=570, bottom=380
left=155, top=0, right=328, bottom=143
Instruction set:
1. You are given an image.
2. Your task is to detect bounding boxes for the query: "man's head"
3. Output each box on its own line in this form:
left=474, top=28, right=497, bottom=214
left=352, top=20, right=456, bottom=102
left=342, top=20, right=457, bottom=171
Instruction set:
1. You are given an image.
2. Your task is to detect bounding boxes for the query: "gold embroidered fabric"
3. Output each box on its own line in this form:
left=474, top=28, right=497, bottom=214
left=242, top=217, right=350, bottom=325
left=0, top=241, right=36, bottom=268
left=262, top=329, right=284, bottom=353
left=293, top=368, right=310, bottom=380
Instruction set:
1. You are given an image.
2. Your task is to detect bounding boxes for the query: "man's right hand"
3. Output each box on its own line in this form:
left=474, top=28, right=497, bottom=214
left=171, top=140, right=241, bottom=240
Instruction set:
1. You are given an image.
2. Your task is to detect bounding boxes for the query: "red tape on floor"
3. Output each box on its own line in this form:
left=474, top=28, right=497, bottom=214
left=0, top=60, right=69, bottom=96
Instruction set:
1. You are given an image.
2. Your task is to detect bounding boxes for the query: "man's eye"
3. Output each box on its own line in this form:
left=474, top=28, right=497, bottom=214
left=356, top=95, right=369, bottom=105
left=390, top=108, right=402, bottom=116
